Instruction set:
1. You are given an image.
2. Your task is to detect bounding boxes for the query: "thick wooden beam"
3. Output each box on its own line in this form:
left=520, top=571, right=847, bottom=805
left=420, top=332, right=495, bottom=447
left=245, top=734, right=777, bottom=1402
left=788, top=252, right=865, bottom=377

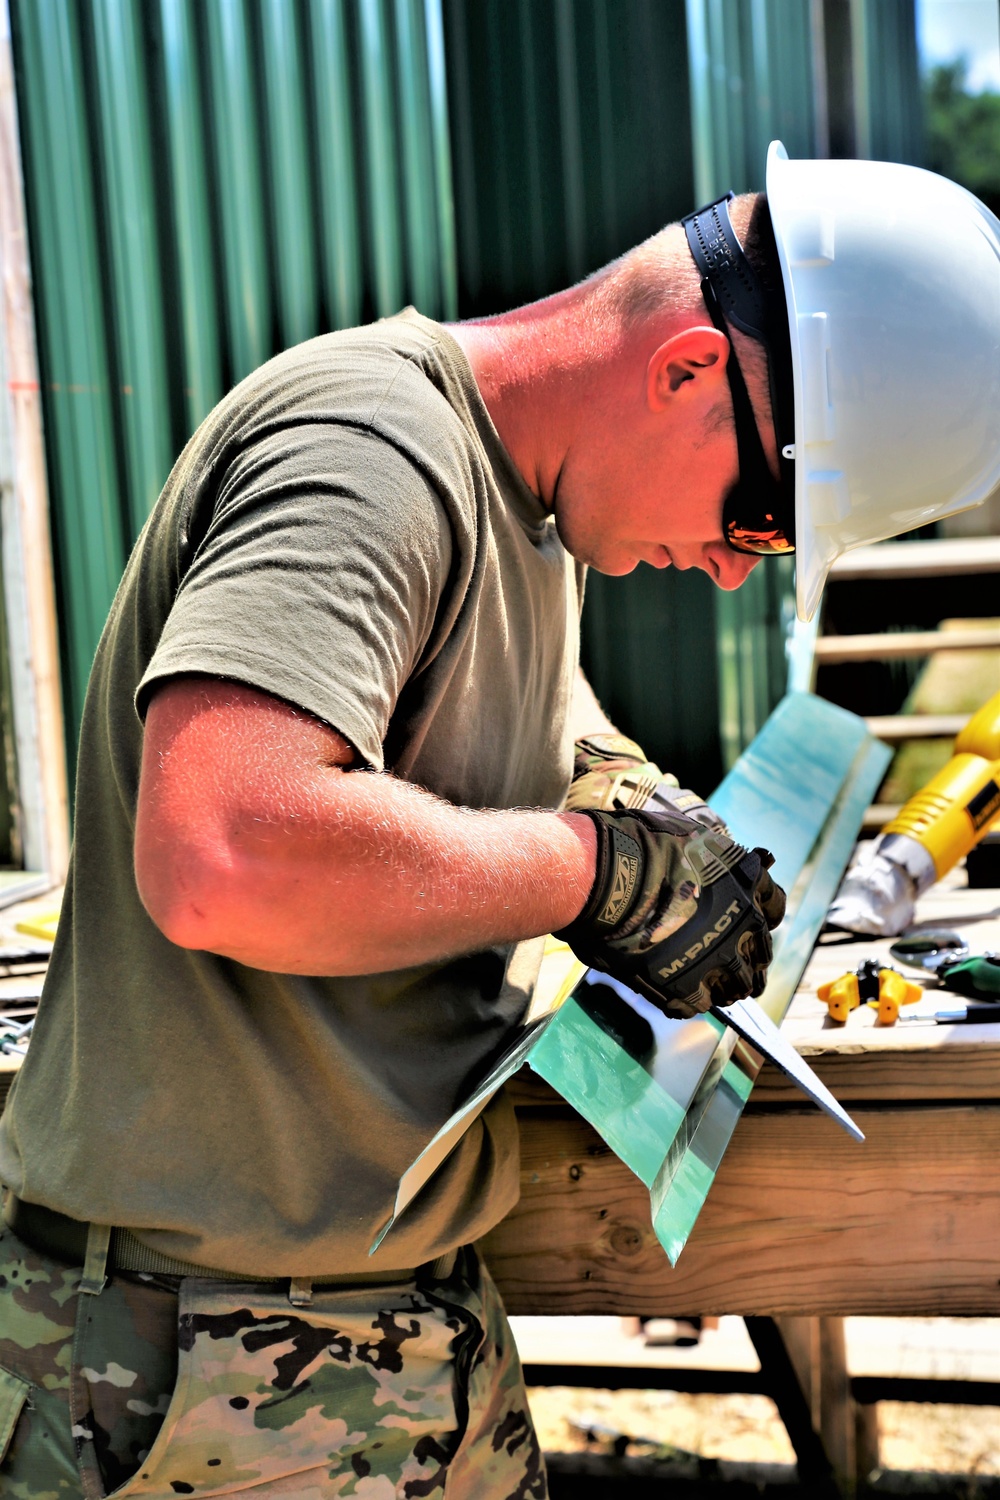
left=483, top=1104, right=1000, bottom=1318
left=864, top=714, right=968, bottom=742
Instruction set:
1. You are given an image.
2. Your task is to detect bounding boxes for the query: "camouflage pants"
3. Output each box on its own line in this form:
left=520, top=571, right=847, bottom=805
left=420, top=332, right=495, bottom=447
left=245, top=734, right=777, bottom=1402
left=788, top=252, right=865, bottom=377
left=0, top=1226, right=546, bottom=1498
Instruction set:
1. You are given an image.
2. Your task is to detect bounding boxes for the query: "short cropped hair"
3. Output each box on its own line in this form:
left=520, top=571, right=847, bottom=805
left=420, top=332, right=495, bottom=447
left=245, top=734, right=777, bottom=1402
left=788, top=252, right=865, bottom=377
left=593, top=192, right=779, bottom=436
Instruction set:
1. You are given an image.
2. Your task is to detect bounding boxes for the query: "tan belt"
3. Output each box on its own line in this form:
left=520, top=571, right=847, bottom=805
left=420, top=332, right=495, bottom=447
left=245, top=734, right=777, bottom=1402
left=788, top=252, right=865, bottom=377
left=3, top=1191, right=457, bottom=1306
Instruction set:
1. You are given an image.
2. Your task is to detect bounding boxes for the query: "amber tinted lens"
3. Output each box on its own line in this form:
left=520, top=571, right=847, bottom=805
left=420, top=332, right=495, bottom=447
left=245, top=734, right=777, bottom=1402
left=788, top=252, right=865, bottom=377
left=726, top=521, right=795, bottom=556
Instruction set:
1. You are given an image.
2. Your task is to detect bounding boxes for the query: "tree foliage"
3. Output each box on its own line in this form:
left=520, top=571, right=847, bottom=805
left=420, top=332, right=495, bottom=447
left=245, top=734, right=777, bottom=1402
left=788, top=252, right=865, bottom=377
left=924, top=59, right=1000, bottom=217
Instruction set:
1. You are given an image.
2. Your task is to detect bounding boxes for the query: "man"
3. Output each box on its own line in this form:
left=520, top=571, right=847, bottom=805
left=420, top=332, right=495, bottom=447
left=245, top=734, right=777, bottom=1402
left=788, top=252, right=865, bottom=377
left=1, top=144, right=998, bottom=1497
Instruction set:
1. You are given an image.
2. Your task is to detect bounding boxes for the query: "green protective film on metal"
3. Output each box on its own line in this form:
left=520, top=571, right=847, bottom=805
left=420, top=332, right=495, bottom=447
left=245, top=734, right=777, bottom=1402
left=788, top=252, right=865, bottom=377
left=377, top=693, right=888, bottom=1258
left=527, top=989, right=699, bottom=1189
left=651, top=702, right=892, bottom=1261
left=524, top=692, right=889, bottom=1260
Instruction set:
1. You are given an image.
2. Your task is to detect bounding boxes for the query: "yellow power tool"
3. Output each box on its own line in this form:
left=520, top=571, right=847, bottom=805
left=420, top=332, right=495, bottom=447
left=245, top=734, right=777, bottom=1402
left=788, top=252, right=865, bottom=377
left=828, top=689, right=1000, bottom=936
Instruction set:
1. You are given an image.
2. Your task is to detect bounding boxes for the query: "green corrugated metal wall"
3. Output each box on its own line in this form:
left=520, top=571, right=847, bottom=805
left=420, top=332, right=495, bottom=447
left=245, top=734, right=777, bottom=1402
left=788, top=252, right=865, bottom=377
left=442, top=0, right=825, bottom=786
left=850, top=0, right=924, bottom=165
left=685, top=0, right=819, bottom=769
left=445, top=0, right=694, bottom=315
left=9, top=0, right=925, bottom=793
left=443, top=0, right=923, bottom=781
left=10, top=0, right=456, bottom=763
left=687, top=0, right=923, bottom=769
left=443, top=0, right=733, bottom=790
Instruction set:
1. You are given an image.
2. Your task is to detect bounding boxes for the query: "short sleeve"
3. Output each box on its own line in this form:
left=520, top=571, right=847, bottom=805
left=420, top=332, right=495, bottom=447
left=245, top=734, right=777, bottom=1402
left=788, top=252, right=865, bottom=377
left=137, top=422, right=454, bottom=769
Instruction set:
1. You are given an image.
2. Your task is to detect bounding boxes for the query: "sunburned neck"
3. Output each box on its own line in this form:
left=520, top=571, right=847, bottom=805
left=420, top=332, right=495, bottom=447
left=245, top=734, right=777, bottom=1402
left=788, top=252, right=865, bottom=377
left=448, top=288, right=627, bottom=511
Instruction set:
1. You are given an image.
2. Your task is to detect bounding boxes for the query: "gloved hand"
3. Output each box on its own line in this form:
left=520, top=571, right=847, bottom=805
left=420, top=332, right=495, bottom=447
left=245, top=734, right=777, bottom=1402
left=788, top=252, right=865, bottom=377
left=566, top=733, right=729, bottom=834
left=556, top=806, right=786, bottom=1018
left=565, top=734, right=670, bottom=813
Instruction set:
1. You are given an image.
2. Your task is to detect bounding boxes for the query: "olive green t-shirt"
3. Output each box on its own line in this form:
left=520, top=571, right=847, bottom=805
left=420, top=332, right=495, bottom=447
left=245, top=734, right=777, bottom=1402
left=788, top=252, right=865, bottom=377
left=0, top=311, right=584, bottom=1275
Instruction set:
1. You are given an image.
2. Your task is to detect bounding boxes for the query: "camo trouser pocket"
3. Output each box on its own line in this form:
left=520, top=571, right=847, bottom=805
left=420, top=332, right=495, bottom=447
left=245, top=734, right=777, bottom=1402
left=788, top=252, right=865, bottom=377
left=0, top=1227, right=546, bottom=1499
left=0, top=1223, right=179, bottom=1498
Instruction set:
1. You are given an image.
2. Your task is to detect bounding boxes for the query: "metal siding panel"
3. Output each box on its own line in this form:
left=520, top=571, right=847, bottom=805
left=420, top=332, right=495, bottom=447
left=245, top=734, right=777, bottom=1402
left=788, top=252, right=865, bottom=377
left=441, top=0, right=480, bottom=302
left=12, top=0, right=127, bottom=737
left=260, top=0, right=319, bottom=349
left=393, top=0, right=440, bottom=313
left=686, top=0, right=716, bottom=203
left=591, top=0, right=619, bottom=263
left=684, top=0, right=821, bottom=757
left=482, top=0, right=518, bottom=303
left=204, top=0, right=271, bottom=379
left=423, top=0, right=457, bottom=319
left=158, top=0, right=224, bottom=431
left=357, top=0, right=404, bottom=316
left=517, top=0, right=562, bottom=298
left=581, top=569, right=724, bottom=793
left=553, top=0, right=587, bottom=282
left=307, top=0, right=364, bottom=330
left=90, top=0, right=175, bottom=534
left=857, top=0, right=923, bottom=165
left=444, top=0, right=711, bottom=779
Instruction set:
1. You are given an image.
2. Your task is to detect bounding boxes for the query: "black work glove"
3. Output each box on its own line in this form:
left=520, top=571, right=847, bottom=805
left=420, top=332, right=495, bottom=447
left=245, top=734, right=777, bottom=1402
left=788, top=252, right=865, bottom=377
left=556, top=807, right=786, bottom=1019
left=566, top=734, right=729, bottom=834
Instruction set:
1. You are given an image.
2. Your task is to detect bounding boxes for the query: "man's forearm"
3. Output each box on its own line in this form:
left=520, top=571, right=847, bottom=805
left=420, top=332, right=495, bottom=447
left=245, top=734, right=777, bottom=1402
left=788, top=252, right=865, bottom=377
left=135, top=679, right=597, bottom=974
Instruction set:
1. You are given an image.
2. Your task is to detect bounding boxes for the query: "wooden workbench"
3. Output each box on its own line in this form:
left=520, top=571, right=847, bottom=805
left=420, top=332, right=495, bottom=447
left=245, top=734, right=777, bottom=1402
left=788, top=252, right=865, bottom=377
left=1, top=874, right=997, bottom=1489
left=484, top=867, right=1000, bottom=1320
left=482, top=867, right=1000, bottom=1490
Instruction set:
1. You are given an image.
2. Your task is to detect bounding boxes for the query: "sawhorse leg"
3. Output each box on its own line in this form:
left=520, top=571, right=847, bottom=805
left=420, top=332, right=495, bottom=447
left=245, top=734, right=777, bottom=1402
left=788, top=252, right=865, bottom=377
left=746, top=1316, right=878, bottom=1498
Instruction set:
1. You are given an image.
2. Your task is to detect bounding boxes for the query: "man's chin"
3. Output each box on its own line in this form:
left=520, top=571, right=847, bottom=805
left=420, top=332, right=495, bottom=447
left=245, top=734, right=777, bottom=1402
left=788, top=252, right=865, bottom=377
left=586, top=555, right=640, bottom=577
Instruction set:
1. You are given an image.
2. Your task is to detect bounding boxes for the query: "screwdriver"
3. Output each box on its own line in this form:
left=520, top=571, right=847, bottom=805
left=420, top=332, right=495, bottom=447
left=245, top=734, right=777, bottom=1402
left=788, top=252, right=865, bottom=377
left=898, top=1003, right=1000, bottom=1025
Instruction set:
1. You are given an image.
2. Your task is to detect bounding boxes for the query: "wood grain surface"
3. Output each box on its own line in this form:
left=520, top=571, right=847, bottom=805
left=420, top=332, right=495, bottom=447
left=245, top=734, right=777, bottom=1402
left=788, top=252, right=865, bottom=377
left=483, top=1104, right=1000, bottom=1318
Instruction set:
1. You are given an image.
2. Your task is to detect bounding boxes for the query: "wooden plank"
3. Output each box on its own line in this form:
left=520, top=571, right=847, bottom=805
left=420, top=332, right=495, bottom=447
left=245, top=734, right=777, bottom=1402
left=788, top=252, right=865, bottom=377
left=860, top=804, right=900, bottom=830
left=483, top=1104, right=1000, bottom=1318
left=750, top=1046, right=1000, bottom=1105
left=816, top=628, right=1000, bottom=662
left=864, top=714, right=969, bottom=742
left=828, top=537, right=1000, bottom=580
left=818, top=1318, right=855, bottom=1493
left=855, top=1403, right=880, bottom=1483
left=0, top=7, right=69, bottom=881
left=774, top=1315, right=821, bottom=1428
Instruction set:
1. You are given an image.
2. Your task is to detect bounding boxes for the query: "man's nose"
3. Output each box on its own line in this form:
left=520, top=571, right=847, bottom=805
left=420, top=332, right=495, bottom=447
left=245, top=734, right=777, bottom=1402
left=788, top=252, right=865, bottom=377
left=709, top=546, right=759, bottom=589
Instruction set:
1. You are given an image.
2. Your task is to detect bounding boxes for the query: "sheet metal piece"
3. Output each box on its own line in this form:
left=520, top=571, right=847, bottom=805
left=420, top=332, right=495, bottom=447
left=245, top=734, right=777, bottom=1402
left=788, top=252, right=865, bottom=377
left=653, top=721, right=891, bottom=1262
left=711, top=998, right=864, bottom=1142
left=375, top=693, right=888, bottom=1259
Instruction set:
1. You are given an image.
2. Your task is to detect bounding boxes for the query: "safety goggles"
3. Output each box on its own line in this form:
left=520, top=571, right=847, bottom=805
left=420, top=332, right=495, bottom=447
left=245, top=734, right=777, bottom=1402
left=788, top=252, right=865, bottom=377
left=682, top=194, right=796, bottom=556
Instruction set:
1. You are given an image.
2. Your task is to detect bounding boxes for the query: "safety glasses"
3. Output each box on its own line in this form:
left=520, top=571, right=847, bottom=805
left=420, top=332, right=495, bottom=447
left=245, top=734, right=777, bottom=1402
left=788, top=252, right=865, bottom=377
left=682, top=194, right=796, bottom=557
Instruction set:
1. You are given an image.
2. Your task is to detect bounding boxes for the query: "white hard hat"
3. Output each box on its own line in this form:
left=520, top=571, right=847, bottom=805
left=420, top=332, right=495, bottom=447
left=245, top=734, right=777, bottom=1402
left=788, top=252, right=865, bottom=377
left=766, top=141, right=1000, bottom=621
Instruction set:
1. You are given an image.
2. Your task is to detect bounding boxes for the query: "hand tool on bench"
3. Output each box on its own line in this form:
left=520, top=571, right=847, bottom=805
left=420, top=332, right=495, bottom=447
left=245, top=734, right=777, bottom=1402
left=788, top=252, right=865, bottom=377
left=817, top=959, right=922, bottom=1025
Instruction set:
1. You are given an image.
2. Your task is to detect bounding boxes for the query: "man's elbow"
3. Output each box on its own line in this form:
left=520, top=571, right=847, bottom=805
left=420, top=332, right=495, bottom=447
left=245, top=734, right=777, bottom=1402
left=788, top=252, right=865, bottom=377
left=134, top=834, right=235, bottom=953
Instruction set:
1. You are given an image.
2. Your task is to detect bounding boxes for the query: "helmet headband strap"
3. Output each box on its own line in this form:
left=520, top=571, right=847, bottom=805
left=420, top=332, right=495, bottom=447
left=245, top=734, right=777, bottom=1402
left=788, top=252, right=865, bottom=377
left=682, top=194, right=795, bottom=555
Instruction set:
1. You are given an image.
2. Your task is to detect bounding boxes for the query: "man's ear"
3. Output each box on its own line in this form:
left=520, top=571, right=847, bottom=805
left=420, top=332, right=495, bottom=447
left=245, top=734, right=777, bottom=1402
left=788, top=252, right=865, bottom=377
left=646, top=326, right=730, bottom=412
